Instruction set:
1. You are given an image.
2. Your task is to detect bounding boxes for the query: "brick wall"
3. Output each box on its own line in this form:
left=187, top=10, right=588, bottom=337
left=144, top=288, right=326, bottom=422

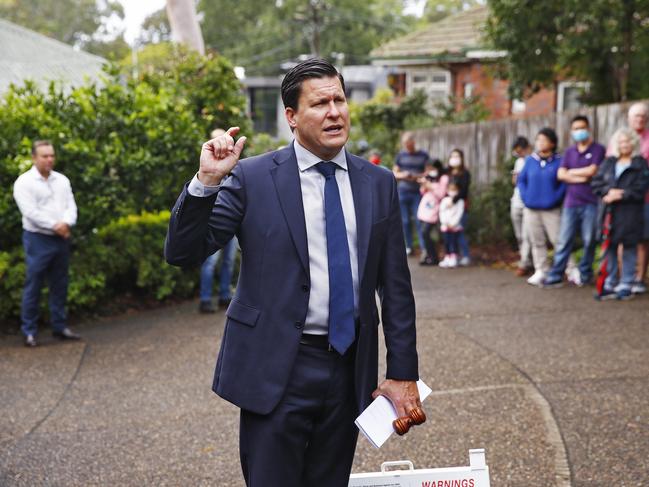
left=450, top=62, right=556, bottom=120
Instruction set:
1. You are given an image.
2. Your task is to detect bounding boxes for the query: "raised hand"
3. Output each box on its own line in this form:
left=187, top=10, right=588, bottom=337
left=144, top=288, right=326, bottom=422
left=198, top=127, right=247, bottom=186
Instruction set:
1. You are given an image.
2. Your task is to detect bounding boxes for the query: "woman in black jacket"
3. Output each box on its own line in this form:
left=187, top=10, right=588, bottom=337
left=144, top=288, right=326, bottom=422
left=591, top=128, right=649, bottom=299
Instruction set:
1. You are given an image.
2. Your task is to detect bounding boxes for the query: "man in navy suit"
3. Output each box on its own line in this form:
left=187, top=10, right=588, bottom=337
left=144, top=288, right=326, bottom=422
left=165, top=58, right=422, bottom=486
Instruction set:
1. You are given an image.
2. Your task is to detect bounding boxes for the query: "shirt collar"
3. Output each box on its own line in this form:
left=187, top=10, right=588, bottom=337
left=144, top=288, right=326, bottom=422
left=531, top=152, right=557, bottom=163
left=293, top=139, right=347, bottom=172
left=29, top=165, right=56, bottom=181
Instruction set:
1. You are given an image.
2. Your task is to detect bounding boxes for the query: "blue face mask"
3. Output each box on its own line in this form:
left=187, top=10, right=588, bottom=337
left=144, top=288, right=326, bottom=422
left=571, top=129, right=590, bottom=142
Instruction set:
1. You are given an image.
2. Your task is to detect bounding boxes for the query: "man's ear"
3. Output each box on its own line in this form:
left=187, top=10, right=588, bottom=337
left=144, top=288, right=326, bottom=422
left=285, top=107, right=297, bottom=131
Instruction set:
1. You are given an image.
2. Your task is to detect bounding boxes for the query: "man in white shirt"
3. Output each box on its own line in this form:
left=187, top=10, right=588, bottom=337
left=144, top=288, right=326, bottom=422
left=13, top=141, right=81, bottom=347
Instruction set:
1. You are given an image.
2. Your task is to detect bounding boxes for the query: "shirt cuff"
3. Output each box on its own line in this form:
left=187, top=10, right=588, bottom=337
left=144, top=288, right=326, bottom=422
left=188, top=173, right=220, bottom=197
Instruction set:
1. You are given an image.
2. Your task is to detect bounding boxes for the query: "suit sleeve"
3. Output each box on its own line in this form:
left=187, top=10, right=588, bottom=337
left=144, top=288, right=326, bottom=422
left=376, top=175, right=419, bottom=381
left=165, top=163, right=246, bottom=267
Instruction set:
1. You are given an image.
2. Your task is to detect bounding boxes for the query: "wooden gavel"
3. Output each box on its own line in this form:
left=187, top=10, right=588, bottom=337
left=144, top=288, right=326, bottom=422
left=393, top=406, right=426, bottom=436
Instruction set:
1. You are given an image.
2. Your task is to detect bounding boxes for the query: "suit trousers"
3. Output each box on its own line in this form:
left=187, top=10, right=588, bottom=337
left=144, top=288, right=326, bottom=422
left=239, top=341, right=358, bottom=487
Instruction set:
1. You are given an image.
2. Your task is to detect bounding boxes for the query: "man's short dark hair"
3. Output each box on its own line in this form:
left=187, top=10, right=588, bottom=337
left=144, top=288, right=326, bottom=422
left=31, top=140, right=53, bottom=155
left=512, top=136, right=530, bottom=151
left=571, top=115, right=590, bottom=126
left=281, top=58, right=345, bottom=110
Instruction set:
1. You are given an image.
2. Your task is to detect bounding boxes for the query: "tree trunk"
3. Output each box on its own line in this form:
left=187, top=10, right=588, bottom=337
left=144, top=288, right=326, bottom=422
left=166, top=0, right=205, bottom=55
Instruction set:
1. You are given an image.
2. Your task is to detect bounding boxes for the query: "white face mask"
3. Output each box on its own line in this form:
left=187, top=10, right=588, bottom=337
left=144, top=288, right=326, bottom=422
left=449, top=157, right=461, bottom=168
left=448, top=191, right=459, bottom=198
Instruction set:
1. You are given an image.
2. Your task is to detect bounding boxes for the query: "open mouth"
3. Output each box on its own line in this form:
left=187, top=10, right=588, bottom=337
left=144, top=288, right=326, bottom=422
left=324, top=125, right=343, bottom=134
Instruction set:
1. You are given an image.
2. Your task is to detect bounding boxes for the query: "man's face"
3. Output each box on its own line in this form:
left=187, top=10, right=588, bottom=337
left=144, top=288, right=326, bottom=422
left=403, top=137, right=416, bottom=153
left=628, top=106, right=648, bottom=133
left=33, top=145, right=55, bottom=176
left=285, top=76, right=350, bottom=160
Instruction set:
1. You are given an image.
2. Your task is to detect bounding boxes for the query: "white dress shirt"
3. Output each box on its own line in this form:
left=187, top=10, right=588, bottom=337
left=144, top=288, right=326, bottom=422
left=13, top=166, right=77, bottom=235
left=188, top=141, right=359, bottom=335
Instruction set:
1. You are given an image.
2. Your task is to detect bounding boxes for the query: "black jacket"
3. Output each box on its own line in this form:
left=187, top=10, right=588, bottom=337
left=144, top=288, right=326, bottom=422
left=591, top=156, right=649, bottom=246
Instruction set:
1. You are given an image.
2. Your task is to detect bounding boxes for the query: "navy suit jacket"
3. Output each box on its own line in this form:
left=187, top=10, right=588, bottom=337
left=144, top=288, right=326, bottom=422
left=165, top=144, right=418, bottom=415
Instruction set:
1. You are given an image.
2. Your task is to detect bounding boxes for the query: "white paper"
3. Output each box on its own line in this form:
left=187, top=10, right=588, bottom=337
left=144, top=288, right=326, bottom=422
left=355, top=380, right=432, bottom=448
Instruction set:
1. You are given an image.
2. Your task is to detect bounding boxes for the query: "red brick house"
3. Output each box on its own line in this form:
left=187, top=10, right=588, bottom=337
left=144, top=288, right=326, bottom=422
left=370, top=6, right=587, bottom=120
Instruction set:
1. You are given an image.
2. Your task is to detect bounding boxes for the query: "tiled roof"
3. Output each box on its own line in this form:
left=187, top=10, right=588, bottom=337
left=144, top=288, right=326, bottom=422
left=0, top=17, right=106, bottom=93
left=371, top=5, right=489, bottom=61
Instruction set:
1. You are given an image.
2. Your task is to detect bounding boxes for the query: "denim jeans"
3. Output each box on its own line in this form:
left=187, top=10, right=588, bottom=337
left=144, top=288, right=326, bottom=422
left=200, top=237, right=238, bottom=301
left=605, top=245, right=637, bottom=292
left=21, top=231, right=70, bottom=337
left=443, top=231, right=459, bottom=255
left=546, top=204, right=598, bottom=282
left=398, top=189, right=423, bottom=250
left=457, top=212, right=470, bottom=258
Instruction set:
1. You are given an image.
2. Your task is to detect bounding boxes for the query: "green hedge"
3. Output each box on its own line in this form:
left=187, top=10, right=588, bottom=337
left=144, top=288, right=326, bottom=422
left=0, top=52, right=249, bottom=322
left=0, top=211, right=197, bottom=322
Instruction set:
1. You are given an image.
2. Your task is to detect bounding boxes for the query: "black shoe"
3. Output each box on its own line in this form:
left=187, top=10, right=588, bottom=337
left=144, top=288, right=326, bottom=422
left=24, top=335, right=38, bottom=347
left=218, top=297, right=232, bottom=308
left=52, top=328, right=81, bottom=340
left=199, top=300, right=216, bottom=313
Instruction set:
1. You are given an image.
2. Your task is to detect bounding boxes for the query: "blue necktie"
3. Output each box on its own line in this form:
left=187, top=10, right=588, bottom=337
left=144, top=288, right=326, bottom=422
left=316, top=162, right=355, bottom=354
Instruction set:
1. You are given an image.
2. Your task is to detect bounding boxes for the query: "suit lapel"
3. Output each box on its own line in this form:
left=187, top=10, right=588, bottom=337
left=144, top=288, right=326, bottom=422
left=270, top=145, right=310, bottom=277
left=347, top=152, right=372, bottom=282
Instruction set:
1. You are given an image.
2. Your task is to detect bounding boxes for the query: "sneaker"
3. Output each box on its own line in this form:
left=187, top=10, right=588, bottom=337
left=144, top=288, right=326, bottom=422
left=566, top=268, right=583, bottom=287
left=527, top=270, right=545, bottom=287
left=616, top=289, right=634, bottom=301
left=542, top=277, right=564, bottom=289
left=446, top=254, right=458, bottom=268
left=419, top=257, right=436, bottom=266
left=24, top=334, right=37, bottom=347
left=631, top=281, right=647, bottom=294
left=459, top=256, right=471, bottom=267
left=594, top=288, right=618, bottom=301
left=438, top=255, right=449, bottom=268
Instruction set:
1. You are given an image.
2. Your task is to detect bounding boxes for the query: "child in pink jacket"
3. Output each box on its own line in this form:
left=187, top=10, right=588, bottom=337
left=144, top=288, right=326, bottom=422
left=417, top=160, right=449, bottom=265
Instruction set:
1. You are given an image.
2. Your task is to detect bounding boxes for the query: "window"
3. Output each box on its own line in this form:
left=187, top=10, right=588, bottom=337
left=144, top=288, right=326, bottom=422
left=250, top=87, right=278, bottom=135
left=463, top=83, right=474, bottom=99
left=406, top=68, right=451, bottom=106
left=557, top=81, right=590, bottom=112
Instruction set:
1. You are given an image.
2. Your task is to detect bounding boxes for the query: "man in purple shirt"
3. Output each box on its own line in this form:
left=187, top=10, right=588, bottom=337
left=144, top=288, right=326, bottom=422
left=544, top=115, right=605, bottom=287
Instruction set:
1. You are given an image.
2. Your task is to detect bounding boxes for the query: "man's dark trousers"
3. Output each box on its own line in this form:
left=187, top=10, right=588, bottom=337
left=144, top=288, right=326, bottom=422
left=21, top=231, right=69, bottom=337
left=239, top=341, right=358, bottom=487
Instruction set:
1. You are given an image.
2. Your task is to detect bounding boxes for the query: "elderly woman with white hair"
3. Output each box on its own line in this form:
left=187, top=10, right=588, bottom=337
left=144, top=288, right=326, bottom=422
left=593, top=128, right=649, bottom=300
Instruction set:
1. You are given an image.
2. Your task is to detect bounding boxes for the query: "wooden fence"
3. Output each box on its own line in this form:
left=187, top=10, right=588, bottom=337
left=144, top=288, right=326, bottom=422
left=411, top=99, right=649, bottom=189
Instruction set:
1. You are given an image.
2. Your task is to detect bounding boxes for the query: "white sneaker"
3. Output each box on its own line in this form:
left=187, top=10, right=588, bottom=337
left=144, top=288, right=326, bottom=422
left=567, top=267, right=583, bottom=287
left=527, top=270, right=545, bottom=287
left=439, top=255, right=450, bottom=268
left=459, top=256, right=471, bottom=267
left=446, top=254, right=458, bottom=268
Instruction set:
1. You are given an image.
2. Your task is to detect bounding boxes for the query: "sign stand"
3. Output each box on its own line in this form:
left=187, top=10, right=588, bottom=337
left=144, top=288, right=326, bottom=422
left=349, top=448, right=490, bottom=487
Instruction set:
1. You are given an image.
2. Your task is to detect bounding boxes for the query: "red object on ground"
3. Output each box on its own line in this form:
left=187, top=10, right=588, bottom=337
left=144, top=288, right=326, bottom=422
left=596, top=209, right=612, bottom=296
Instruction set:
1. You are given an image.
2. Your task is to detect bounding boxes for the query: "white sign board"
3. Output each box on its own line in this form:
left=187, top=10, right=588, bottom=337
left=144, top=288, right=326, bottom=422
left=349, top=449, right=490, bottom=487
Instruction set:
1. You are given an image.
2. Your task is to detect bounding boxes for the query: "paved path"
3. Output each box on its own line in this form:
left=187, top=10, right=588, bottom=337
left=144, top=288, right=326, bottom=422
left=1, top=264, right=648, bottom=486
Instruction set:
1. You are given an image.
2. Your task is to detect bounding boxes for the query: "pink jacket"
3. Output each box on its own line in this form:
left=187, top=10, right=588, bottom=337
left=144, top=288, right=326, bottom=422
left=417, top=174, right=449, bottom=224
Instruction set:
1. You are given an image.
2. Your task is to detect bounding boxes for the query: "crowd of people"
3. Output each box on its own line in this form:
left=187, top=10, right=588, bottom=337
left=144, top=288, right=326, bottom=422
left=394, top=132, right=472, bottom=268
left=393, top=103, right=649, bottom=301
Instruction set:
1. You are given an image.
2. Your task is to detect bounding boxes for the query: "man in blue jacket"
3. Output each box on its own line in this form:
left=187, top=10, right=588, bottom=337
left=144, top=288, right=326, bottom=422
left=165, top=59, right=422, bottom=486
left=517, top=127, right=566, bottom=286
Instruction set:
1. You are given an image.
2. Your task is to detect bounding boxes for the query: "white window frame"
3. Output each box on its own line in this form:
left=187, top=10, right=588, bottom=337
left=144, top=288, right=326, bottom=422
left=557, top=81, right=591, bottom=112
left=405, top=68, right=451, bottom=103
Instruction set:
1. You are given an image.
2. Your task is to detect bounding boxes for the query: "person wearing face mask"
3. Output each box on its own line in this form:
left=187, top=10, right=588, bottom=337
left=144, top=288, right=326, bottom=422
left=593, top=128, right=649, bottom=300
left=543, top=115, right=606, bottom=288
left=447, top=149, right=471, bottom=266
left=417, top=159, right=448, bottom=265
left=517, top=127, right=566, bottom=286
